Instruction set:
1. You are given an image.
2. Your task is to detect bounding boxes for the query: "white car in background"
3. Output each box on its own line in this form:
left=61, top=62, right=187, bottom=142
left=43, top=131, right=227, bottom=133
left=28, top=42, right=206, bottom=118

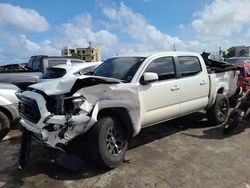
left=0, top=83, right=19, bottom=140
left=39, top=62, right=102, bottom=81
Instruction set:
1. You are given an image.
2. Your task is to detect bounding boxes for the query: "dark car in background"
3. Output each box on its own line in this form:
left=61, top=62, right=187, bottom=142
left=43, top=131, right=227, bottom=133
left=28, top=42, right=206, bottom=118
left=226, top=57, right=250, bottom=65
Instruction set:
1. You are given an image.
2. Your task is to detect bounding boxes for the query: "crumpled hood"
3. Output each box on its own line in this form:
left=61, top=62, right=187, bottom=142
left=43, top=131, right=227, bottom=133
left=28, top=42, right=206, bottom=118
left=29, top=75, right=121, bottom=96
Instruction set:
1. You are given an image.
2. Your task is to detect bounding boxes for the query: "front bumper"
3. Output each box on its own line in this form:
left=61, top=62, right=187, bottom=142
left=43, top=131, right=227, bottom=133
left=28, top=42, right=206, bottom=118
left=19, top=91, right=91, bottom=148
left=20, top=112, right=91, bottom=148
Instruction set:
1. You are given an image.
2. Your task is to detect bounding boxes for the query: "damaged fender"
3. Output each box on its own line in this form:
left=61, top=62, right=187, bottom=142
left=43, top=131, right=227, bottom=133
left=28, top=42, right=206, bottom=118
left=20, top=76, right=142, bottom=148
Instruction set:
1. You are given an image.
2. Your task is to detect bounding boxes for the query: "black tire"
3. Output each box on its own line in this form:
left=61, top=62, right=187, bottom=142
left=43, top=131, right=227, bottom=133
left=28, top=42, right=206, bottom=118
left=0, top=110, right=11, bottom=140
left=88, top=116, right=128, bottom=169
left=207, top=94, right=229, bottom=125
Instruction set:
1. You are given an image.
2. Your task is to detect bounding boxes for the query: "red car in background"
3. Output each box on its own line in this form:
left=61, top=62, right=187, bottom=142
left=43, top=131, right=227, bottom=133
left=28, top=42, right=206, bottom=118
left=226, top=57, right=250, bottom=91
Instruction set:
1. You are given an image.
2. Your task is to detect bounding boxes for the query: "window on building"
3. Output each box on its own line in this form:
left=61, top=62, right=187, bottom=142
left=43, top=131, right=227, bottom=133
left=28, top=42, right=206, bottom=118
left=82, top=50, right=85, bottom=54
left=178, top=56, right=202, bottom=77
left=145, top=57, right=175, bottom=81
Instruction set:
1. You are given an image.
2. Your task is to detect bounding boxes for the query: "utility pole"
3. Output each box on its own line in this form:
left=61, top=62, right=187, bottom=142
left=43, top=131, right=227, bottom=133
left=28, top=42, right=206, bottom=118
left=173, top=43, right=176, bottom=51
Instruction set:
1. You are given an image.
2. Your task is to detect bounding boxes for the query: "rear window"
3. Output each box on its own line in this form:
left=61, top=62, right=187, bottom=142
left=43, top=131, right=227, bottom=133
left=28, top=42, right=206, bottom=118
left=71, top=60, right=84, bottom=64
left=41, top=68, right=66, bottom=79
left=48, top=60, right=67, bottom=67
left=75, top=65, right=98, bottom=75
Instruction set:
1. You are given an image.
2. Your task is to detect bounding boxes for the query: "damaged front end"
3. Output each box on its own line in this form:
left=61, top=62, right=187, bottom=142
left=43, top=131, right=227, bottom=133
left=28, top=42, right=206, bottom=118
left=18, top=90, right=91, bottom=148
left=18, top=75, right=140, bottom=150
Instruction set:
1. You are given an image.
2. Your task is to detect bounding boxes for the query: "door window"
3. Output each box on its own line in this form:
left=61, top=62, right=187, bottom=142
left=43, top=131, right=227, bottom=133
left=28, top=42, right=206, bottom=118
left=178, top=56, right=202, bottom=77
left=145, top=57, right=175, bottom=81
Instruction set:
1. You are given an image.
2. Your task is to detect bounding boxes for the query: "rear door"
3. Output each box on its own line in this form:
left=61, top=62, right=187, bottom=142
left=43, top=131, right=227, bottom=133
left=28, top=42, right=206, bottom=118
left=139, top=56, right=181, bottom=126
left=177, top=56, right=209, bottom=115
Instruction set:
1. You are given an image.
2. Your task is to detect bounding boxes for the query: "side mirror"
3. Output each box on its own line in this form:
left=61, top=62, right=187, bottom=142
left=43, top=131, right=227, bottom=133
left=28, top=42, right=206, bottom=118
left=140, top=72, right=158, bottom=85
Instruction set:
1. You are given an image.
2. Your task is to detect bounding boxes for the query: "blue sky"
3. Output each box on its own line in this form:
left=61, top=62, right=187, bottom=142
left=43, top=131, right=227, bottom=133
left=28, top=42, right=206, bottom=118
left=0, top=0, right=250, bottom=65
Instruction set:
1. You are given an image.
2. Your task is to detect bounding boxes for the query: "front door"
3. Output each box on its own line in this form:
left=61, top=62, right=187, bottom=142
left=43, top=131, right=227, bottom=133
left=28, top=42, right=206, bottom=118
left=139, top=56, right=181, bottom=126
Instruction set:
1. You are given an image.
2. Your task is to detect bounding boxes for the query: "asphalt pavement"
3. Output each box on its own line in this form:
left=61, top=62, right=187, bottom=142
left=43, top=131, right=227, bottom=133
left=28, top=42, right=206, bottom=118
left=1, top=112, right=250, bottom=188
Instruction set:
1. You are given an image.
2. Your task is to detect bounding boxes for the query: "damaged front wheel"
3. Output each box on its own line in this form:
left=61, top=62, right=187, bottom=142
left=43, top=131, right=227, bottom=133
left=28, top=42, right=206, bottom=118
left=88, top=116, right=128, bottom=169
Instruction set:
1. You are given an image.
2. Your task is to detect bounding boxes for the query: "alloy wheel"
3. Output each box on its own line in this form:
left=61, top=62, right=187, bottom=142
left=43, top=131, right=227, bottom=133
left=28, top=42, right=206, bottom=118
left=106, top=126, right=125, bottom=157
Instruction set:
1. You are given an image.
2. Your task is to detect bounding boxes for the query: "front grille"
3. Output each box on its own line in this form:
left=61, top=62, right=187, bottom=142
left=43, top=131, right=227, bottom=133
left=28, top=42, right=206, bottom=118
left=19, top=96, right=41, bottom=124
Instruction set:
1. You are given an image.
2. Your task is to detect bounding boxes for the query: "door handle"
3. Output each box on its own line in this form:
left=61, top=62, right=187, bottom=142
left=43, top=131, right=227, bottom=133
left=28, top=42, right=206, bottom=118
left=200, top=81, right=207, bottom=85
left=170, top=85, right=180, bottom=91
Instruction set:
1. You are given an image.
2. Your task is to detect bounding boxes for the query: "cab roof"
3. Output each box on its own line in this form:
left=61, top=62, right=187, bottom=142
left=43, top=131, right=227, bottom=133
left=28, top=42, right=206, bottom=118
left=114, top=51, right=200, bottom=58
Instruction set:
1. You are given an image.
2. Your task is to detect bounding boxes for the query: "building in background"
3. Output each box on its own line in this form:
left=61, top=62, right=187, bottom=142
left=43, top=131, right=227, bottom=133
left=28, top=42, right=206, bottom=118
left=62, top=42, right=101, bottom=62
left=234, top=46, right=250, bottom=57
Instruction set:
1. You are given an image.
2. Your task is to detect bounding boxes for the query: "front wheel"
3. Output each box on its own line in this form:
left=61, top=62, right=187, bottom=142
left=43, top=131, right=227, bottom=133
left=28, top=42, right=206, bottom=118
left=88, top=116, right=128, bottom=169
left=207, top=94, right=229, bottom=125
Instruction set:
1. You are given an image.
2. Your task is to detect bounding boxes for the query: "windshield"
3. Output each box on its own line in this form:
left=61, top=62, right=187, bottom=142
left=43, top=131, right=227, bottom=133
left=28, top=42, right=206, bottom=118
left=41, top=68, right=66, bottom=79
left=93, top=57, right=145, bottom=82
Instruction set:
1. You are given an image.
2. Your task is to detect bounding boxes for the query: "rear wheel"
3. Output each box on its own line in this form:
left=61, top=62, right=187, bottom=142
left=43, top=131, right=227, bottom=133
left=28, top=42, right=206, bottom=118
left=88, top=116, right=128, bottom=169
left=0, top=110, right=11, bottom=140
left=207, top=94, right=229, bottom=125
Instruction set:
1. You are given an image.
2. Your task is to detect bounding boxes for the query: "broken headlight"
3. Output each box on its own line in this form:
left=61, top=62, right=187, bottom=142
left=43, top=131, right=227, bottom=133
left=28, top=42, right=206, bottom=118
left=72, top=95, right=86, bottom=110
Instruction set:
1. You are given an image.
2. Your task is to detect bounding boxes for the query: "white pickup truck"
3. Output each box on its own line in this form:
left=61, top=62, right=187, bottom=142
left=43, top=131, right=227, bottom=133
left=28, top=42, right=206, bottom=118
left=18, top=52, right=238, bottom=168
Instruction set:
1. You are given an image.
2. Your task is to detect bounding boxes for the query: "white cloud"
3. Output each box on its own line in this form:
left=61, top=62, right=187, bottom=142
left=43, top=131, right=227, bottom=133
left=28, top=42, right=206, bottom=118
left=3, top=1, right=249, bottom=65
left=0, top=31, right=59, bottom=64
left=178, top=24, right=185, bottom=30
left=192, top=0, right=250, bottom=41
left=55, top=14, right=119, bottom=57
left=0, top=13, right=119, bottom=64
left=0, top=3, right=49, bottom=32
left=102, top=2, right=185, bottom=51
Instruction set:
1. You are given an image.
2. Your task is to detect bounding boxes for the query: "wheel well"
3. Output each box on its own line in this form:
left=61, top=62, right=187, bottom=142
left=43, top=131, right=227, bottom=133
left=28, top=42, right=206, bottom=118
left=0, top=106, right=12, bottom=121
left=217, top=88, right=224, bottom=94
left=97, top=108, right=134, bottom=138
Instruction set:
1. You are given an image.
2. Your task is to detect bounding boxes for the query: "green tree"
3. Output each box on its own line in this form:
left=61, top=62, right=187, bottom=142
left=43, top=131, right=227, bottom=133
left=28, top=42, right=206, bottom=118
left=71, top=51, right=82, bottom=59
left=223, top=47, right=236, bottom=58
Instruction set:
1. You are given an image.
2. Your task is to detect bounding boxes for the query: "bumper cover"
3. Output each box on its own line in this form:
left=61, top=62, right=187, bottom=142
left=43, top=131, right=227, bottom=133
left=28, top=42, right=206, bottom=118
left=20, top=111, right=91, bottom=148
